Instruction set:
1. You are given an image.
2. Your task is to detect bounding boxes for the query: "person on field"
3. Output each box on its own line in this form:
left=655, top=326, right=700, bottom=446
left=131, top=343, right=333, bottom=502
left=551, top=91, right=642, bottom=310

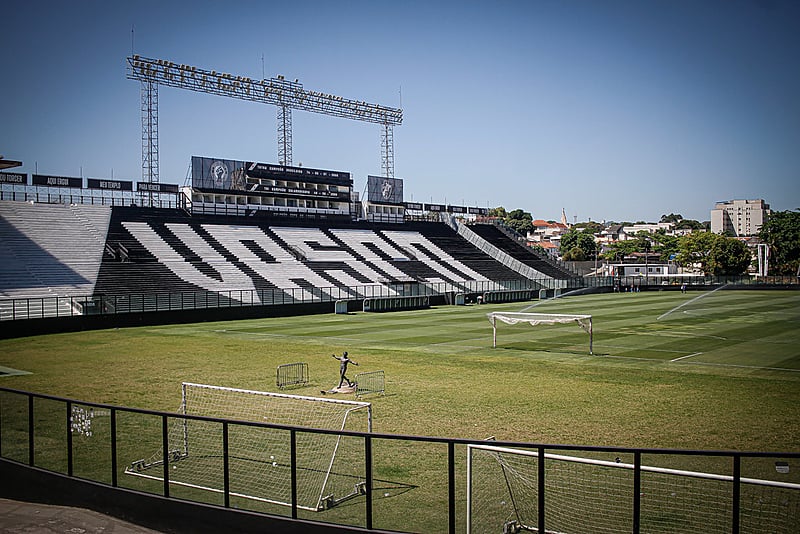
left=332, top=351, right=358, bottom=388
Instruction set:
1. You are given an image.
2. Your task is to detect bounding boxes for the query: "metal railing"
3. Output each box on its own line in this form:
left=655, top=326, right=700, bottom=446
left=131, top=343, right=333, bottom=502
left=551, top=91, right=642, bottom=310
left=3, top=275, right=795, bottom=323
left=0, top=279, right=573, bottom=322
left=0, top=386, right=797, bottom=533
left=0, top=186, right=179, bottom=209
left=614, top=274, right=800, bottom=289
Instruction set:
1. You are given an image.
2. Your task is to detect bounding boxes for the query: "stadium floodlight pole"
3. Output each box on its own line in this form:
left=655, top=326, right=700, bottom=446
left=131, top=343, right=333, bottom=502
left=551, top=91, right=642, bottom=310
left=140, top=79, right=159, bottom=206
left=126, top=55, right=403, bottom=176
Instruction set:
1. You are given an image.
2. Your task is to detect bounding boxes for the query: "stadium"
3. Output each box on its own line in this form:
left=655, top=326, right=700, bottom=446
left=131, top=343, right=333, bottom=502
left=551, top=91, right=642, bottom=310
left=1, top=54, right=799, bottom=534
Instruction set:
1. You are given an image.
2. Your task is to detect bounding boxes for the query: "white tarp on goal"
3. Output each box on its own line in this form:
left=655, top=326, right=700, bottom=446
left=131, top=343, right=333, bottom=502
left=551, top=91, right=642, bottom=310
left=487, top=312, right=593, bottom=353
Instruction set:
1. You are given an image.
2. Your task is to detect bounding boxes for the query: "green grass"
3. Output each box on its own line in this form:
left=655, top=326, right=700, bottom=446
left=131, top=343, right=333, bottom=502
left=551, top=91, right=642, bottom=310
left=1, top=288, right=799, bottom=531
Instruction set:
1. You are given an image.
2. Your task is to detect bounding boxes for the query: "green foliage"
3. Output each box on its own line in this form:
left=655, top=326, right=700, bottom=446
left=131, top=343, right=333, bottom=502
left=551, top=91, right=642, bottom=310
left=758, top=210, right=800, bottom=275
left=678, top=231, right=750, bottom=275
left=650, top=230, right=680, bottom=261
left=559, top=228, right=596, bottom=258
left=660, top=213, right=683, bottom=224
left=488, top=206, right=507, bottom=218
left=707, top=235, right=751, bottom=275
left=675, top=219, right=707, bottom=231
left=562, top=246, right=587, bottom=261
left=504, top=208, right=533, bottom=235
left=574, top=221, right=604, bottom=235
left=602, top=240, right=640, bottom=261
left=602, top=232, right=655, bottom=261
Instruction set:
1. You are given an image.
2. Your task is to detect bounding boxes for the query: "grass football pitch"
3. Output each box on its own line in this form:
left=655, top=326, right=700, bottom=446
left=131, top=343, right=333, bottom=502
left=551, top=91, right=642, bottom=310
left=1, top=288, right=798, bottom=530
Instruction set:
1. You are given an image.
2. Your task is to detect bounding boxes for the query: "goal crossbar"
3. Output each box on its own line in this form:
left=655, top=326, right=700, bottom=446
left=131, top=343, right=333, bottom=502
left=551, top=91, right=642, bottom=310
left=487, top=312, right=593, bottom=353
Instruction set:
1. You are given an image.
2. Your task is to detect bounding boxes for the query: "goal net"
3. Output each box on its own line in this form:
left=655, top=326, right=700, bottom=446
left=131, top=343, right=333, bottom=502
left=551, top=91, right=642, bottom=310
left=125, top=382, right=372, bottom=511
left=467, top=444, right=800, bottom=534
left=487, top=312, right=593, bottom=354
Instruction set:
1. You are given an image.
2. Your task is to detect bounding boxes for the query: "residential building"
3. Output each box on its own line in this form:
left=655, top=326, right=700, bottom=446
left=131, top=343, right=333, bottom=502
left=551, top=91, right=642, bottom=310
left=710, top=199, right=770, bottom=237
left=528, top=219, right=569, bottom=243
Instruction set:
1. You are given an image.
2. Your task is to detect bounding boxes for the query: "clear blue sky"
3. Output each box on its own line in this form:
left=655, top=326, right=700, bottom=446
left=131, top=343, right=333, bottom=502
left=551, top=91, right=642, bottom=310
left=2, top=0, right=798, bottom=223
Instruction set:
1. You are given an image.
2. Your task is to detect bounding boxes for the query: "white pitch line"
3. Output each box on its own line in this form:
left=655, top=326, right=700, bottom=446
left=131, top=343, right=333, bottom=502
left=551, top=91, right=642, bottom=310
left=657, top=283, right=730, bottom=321
left=671, top=352, right=703, bottom=362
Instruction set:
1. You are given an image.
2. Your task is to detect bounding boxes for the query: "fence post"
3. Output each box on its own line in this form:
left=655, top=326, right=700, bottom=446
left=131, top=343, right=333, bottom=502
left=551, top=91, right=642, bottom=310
left=290, top=429, right=298, bottom=519
left=448, top=441, right=456, bottom=534
left=110, top=408, right=118, bottom=487
left=365, top=435, right=373, bottom=530
left=28, top=395, right=34, bottom=466
left=162, top=415, right=170, bottom=498
left=633, top=451, right=641, bottom=534
left=66, top=401, right=73, bottom=477
left=223, top=421, right=230, bottom=508
left=538, top=446, right=546, bottom=534
left=732, top=455, right=741, bottom=534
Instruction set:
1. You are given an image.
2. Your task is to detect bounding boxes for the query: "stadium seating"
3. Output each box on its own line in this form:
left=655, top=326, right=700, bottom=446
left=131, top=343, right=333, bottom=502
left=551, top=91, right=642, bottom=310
left=467, top=223, right=574, bottom=279
left=1, top=202, right=575, bottom=311
left=0, top=201, right=110, bottom=299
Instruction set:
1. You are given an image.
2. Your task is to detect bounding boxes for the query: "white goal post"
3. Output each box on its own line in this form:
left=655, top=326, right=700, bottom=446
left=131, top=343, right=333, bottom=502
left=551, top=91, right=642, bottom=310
left=487, top=312, right=593, bottom=354
left=125, top=383, right=372, bottom=511
left=467, top=444, right=800, bottom=534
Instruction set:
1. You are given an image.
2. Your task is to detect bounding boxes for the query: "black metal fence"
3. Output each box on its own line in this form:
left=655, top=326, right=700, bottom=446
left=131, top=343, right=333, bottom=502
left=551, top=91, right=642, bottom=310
left=0, top=185, right=179, bottom=208
left=1, top=386, right=797, bottom=533
left=0, top=278, right=585, bottom=322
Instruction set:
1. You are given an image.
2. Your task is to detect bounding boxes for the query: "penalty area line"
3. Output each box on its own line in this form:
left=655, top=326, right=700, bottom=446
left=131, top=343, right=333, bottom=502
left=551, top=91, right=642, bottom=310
left=671, top=352, right=703, bottom=362
left=657, top=283, right=730, bottom=321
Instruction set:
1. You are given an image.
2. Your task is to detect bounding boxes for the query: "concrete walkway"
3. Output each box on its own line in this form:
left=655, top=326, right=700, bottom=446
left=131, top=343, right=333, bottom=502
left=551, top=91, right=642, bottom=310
left=0, top=498, right=162, bottom=533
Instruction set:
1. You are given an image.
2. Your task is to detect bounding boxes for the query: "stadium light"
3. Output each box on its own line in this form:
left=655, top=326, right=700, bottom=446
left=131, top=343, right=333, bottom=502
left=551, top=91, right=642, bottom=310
left=127, top=55, right=402, bottom=176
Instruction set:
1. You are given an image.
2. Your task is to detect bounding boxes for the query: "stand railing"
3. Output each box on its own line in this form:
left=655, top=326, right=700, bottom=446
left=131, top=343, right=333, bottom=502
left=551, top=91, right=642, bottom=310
left=1, top=386, right=797, bottom=533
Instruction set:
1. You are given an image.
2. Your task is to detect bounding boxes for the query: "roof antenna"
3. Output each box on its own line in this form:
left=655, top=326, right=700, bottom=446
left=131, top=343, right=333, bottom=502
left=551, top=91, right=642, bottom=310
left=131, top=25, right=135, bottom=55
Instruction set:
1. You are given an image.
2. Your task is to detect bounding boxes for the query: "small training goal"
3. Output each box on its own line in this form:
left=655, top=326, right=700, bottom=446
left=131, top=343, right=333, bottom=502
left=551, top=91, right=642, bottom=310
left=487, top=312, right=593, bottom=354
left=467, top=444, right=800, bottom=534
left=125, top=382, right=372, bottom=511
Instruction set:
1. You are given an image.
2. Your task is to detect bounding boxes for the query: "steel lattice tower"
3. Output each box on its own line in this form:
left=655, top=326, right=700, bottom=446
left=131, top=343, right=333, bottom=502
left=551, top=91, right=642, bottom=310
left=277, top=105, right=292, bottom=166
left=140, top=80, right=159, bottom=205
left=381, top=123, right=395, bottom=178
left=141, top=80, right=159, bottom=182
left=127, top=56, right=402, bottom=178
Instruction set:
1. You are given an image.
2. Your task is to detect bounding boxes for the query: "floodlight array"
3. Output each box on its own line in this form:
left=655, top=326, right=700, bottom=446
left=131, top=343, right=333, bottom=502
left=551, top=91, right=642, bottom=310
left=126, top=56, right=403, bottom=126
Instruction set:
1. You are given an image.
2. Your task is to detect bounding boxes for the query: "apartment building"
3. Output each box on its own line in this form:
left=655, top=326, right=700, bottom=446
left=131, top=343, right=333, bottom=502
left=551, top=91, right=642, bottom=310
left=710, top=199, right=770, bottom=236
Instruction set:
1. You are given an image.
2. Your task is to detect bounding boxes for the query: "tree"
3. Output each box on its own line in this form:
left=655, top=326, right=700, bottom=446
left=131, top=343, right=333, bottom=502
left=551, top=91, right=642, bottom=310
left=602, top=240, right=640, bottom=261
left=677, top=231, right=750, bottom=275
left=660, top=213, right=683, bottom=224
left=559, top=229, right=596, bottom=259
left=562, top=246, right=587, bottom=261
left=650, top=230, right=680, bottom=262
left=574, top=221, right=604, bottom=235
left=488, top=206, right=507, bottom=218
left=707, top=236, right=751, bottom=275
left=675, top=219, right=705, bottom=231
left=505, top=209, right=533, bottom=235
left=758, top=210, right=800, bottom=275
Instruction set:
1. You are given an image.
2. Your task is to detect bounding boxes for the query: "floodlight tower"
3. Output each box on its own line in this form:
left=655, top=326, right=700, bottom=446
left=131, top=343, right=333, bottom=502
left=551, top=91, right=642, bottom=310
left=126, top=56, right=403, bottom=182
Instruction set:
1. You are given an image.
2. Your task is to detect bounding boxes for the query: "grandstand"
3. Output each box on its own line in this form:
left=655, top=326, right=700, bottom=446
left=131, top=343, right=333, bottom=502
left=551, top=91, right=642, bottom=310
left=0, top=200, right=110, bottom=301
left=467, top=222, right=576, bottom=279
left=0, top=188, right=577, bottom=322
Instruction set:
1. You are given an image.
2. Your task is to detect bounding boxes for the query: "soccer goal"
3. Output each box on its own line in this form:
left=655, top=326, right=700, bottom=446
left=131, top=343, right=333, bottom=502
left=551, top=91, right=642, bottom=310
left=125, top=382, right=372, bottom=511
left=467, top=444, right=800, bottom=534
left=487, top=312, right=593, bottom=354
